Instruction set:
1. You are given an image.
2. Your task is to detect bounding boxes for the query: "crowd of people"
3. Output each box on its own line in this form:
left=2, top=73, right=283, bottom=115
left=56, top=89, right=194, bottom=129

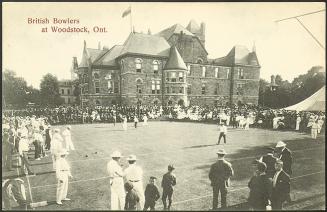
left=2, top=103, right=325, bottom=210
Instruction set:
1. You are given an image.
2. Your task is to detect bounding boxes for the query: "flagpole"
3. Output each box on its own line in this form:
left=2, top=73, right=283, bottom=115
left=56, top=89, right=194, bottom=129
left=129, top=5, right=133, bottom=33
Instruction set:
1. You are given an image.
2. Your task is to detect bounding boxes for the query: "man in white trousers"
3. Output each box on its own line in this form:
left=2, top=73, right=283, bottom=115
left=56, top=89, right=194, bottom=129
left=62, top=126, right=75, bottom=152
left=107, top=151, right=125, bottom=210
left=56, top=150, right=73, bottom=205
left=124, top=155, right=145, bottom=210
left=51, top=129, right=64, bottom=170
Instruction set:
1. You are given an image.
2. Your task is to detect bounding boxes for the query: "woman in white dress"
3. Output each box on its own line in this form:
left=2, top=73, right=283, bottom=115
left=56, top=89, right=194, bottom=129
left=122, top=116, right=128, bottom=131
left=295, top=115, right=301, bottom=131
left=143, top=114, right=148, bottom=126
left=62, top=126, right=75, bottom=151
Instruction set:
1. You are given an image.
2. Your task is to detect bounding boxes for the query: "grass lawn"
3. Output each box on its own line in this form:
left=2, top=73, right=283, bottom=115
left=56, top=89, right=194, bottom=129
left=3, top=121, right=325, bottom=210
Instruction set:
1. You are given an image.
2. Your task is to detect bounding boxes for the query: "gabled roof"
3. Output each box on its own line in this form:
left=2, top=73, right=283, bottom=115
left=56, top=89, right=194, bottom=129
left=156, top=24, right=194, bottom=41
left=118, top=32, right=171, bottom=57
left=212, top=45, right=260, bottom=67
left=93, top=45, right=124, bottom=67
left=78, top=41, right=106, bottom=68
left=164, top=46, right=187, bottom=70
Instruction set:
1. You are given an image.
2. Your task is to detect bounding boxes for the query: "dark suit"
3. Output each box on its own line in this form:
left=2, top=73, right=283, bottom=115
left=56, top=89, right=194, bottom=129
left=280, top=148, right=292, bottom=176
left=262, top=154, right=277, bottom=178
left=209, top=159, right=234, bottom=209
left=248, top=174, right=272, bottom=210
left=271, top=170, right=290, bottom=210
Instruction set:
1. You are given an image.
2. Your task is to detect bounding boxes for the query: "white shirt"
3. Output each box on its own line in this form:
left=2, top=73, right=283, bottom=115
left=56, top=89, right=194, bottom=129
left=124, top=164, right=143, bottom=182
left=51, top=135, right=64, bottom=155
left=62, top=129, right=71, bottom=139
left=56, top=157, right=71, bottom=180
left=219, top=126, right=227, bottom=134
left=107, top=160, right=124, bottom=179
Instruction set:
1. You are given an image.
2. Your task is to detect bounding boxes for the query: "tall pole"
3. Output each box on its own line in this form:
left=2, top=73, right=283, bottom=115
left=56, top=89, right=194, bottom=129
left=129, top=5, right=133, bottom=33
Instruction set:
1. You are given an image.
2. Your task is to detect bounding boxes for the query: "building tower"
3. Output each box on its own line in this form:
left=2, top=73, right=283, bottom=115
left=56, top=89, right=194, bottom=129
left=163, top=46, right=188, bottom=106
left=186, top=19, right=206, bottom=47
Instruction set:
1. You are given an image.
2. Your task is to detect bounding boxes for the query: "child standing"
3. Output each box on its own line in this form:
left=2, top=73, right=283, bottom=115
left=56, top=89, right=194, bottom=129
left=124, top=182, right=140, bottom=211
left=161, top=165, right=177, bottom=210
left=144, top=176, right=160, bottom=210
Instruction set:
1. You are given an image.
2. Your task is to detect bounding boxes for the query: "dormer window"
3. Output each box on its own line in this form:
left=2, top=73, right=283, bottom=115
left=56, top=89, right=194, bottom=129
left=197, top=58, right=203, bottom=64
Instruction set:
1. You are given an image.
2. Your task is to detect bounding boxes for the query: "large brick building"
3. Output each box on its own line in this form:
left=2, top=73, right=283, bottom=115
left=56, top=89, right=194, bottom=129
left=73, top=20, right=260, bottom=107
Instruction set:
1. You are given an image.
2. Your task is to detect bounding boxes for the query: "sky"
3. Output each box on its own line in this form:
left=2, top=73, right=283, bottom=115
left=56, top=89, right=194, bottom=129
left=3, top=2, right=326, bottom=89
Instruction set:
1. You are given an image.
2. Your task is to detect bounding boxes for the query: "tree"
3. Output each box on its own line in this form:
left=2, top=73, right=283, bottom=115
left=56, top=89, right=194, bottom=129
left=2, top=69, right=30, bottom=108
left=40, top=74, right=64, bottom=106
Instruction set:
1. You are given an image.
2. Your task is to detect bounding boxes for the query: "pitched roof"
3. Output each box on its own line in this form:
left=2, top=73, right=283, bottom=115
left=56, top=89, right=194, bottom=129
left=164, top=46, right=187, bottom=70
left=93, top=45, right=124, bottom=67
left=78, top=41, right=106, bottom=68
left=156, top=24, right=194, bottom=40
left=186, top=19, right=200, bottom=33
left=213, top=45, right=260, bottom=67
left=119, top=32, right=171, bottom=57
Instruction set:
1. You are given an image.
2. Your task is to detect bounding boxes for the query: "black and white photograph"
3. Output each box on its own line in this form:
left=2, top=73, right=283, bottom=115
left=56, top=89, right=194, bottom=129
left=2, top=2, right=325, bottom=210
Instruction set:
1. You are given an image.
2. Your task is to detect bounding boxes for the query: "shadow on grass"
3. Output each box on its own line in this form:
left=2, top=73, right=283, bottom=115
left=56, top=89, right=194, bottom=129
left=194, top=137, right=325, bottom=182
left=226, top=192, right=325, bottom=210
left=183, top=144, right=218, bottom=149
left=31, top=161, right=53, bottom=166
left=36, top=170, right=56, bottom=176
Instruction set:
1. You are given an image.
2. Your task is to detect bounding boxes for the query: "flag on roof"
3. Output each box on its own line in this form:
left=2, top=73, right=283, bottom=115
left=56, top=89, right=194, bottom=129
left=122, top=6, right=131, bottom=18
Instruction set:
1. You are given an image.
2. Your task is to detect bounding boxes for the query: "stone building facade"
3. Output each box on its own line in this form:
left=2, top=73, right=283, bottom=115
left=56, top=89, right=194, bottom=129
left=74, top=20, right=260, bottom=107
left=58, top=80, right=76, bottom=105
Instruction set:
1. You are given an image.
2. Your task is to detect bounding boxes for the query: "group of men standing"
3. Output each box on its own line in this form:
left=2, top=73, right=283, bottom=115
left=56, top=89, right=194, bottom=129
left=107, top=151, right=176, bottom=211
left=209, top=140, right=293, bottom=210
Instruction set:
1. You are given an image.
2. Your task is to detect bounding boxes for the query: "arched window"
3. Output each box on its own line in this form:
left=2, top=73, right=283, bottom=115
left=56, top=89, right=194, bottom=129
left=135, top=58, right=142, bottom=73
left=83, top=74, right=88, bottom=83
left=197, top=58, right=203, bottom=64
left=136, top=79, right=142, bottom=94
left=153, top=60, right=159, bottom=74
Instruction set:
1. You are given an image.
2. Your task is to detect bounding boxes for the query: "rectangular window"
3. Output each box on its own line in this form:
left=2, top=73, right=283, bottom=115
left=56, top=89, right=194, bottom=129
left=156, top=81, right=161, bottom=94
left=67, top=89, right=70, bottom=95
left=187, top=64, right=191, bottom=76
left=166, top=87, right=169, bottom=94
left=114, top=82, right=119, bottom=93
left=61, top=89, right=64, bottom=95
left=108, top=81, right=112, bottom=93
left=202, top=66, right=206, bottom=77
left=172, top=87, right=176, bottom=94
left=201, top=84, right=206, bottom=95
left=239, top=68, right=244, bottom=79
left=226, top=68, right=230, bottom=79
left=187, top=86, right=191, bottom=94
left=179, top=72, right=184, bottom=82
left=179, top=87, right=184, bottom=94
left=214, top=83, right=219, bottom=95
left=171, top=72, right=176, bottom=82
left=215, top=67, right=219, bottom=78
left=152, top=80, right=156, bottom=94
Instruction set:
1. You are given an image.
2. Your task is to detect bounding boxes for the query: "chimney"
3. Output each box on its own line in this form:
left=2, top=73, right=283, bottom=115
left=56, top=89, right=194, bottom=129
left=200, top=22, right=206, bottom=35
left=98, top=41, right=101, bottom=50
left=148, top=28, right=151, bottom=35
left=73, top=57, right=78, bottom=69
left=252, top=41, right=256, bottom=52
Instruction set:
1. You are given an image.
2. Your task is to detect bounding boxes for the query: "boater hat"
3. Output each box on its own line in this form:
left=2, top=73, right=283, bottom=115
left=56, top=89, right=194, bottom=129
left=127, top=155, right=137, bottom=161
left=217, top=149, right=227, bottom=155
left=276, top=141, right=286, bottom=148
left=111, top=151, right=122, bottom=158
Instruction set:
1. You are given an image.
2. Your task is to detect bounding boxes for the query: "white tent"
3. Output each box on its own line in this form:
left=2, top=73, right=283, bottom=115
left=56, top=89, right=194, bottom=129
left=284, top=86, right=325, bottom=111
